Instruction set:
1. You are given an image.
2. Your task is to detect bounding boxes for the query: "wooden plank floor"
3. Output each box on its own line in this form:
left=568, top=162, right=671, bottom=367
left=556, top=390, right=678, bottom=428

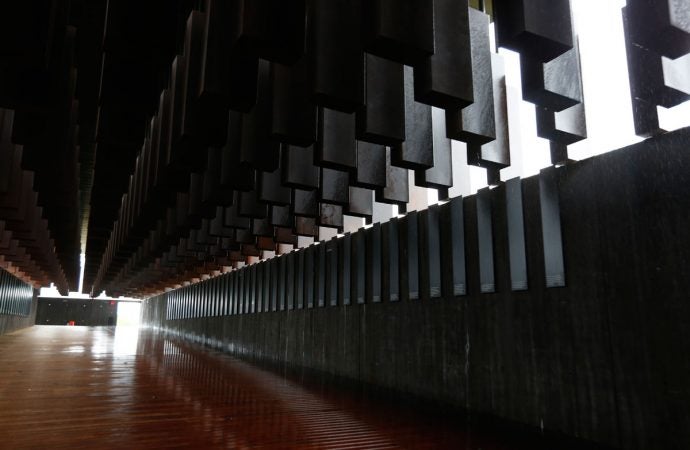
left=0, top=326, right=599, bottom=449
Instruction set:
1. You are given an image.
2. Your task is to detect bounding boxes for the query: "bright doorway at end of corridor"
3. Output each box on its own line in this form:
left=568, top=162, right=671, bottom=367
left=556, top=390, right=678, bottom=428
left=117, top=302, right=141, bottom=328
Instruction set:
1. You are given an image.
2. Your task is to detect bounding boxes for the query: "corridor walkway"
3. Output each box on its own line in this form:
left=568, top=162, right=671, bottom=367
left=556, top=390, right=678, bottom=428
left=0, top=326, right=601, bottom=449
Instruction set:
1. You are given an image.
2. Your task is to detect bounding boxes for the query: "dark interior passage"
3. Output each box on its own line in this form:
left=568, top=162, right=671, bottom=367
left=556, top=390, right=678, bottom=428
left=0, top=1, right=688, bottom=448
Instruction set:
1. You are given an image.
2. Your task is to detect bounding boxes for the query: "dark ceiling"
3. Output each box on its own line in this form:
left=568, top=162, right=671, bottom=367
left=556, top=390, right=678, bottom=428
left=0, top=0, right=683, bottom=297
left=1, top=0, right=197, bottom=293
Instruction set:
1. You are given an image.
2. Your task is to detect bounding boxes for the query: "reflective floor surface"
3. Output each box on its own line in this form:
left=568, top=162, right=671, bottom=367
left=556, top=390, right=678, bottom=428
left=0, top=326, right=606, bottom=449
